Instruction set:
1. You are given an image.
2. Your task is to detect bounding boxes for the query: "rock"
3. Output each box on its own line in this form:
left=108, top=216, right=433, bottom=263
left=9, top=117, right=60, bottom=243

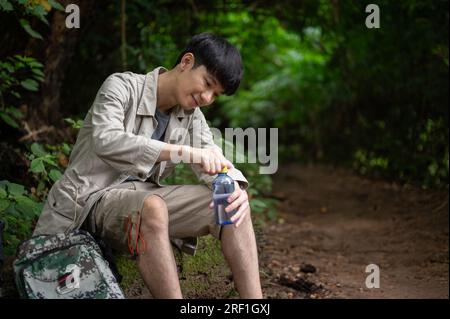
left=300, top=264, right=317, bottom=273
left=278, top=275, right=322, bottom=294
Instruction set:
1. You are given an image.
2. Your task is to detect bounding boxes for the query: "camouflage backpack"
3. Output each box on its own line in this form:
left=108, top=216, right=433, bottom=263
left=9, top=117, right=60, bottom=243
left=13, top=230, right=124, bottom=299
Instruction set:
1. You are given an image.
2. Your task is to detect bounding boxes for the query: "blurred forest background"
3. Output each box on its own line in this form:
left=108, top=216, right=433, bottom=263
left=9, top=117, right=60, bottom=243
left=0, top=0, right=448, bottom=298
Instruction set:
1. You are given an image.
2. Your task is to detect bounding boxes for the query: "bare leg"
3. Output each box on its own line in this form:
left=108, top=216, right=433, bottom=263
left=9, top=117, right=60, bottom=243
left=221, top=212, right=263, bottom=298
left=136, top=195, right=182, bottom=298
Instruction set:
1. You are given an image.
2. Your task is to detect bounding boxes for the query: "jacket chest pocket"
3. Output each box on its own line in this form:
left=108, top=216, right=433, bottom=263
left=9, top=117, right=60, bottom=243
left=133, top=115, right=155, bottom=136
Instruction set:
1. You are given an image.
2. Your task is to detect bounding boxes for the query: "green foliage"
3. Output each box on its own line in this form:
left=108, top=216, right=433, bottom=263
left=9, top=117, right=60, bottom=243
left=47, top=0, right=64, bottom=12
left=215, top=13, right=335, bottom=162
left=206, top=3, right=448, bottom=189
left=353, top=118, right=449, bottom=188
left=0, top=180, right=43, bottom=255
left=128, top=23, right=179, bottom=73
left=25, top=142, right=70, bottom=199
left=0, top=0, right=63, bottom=129
left=0, top=139, right=72, bottom=256
left=124, top=1, right=192, bottom=72
left=64, top=117, right=84, bottom=129
left=38, top=0, right=447, bottom=189
left=325, top=1, right=449, bottom=188
left=0, top=123, right=73, bottom=256
left=0, top=55, right=44, bottom=128
left=0, top=0, right=64, bottom=39
left=163, top=162, right=199, bottom=185
left=19, top=18, right=43, bottom=39
left=235, top=162, right=278, bottom=222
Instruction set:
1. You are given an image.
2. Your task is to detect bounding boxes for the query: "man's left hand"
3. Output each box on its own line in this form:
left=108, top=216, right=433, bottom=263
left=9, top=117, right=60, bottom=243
left=209, top=181, right=250, bottom=227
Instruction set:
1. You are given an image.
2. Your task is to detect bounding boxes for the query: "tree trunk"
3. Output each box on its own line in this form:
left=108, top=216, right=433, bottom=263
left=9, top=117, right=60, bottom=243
left=121, top=0, right=127, bottom=71
left=28, top=0, right=96, bottom=128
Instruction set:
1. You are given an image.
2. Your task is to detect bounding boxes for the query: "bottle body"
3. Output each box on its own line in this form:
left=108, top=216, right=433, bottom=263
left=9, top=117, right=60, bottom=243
left=213, top=172, right=236, bottom=225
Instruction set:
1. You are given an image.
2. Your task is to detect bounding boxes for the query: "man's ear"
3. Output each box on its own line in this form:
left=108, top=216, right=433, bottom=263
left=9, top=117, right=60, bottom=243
left=180, top=53, right=195, bottom=71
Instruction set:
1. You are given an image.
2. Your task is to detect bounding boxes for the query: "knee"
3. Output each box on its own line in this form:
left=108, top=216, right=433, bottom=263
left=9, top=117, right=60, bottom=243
left=140, top=195, right=168, bottom=234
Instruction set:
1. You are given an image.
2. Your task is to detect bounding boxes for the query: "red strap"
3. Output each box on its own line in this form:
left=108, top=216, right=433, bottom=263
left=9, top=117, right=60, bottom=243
left=124, top=212, right=147, bottom=257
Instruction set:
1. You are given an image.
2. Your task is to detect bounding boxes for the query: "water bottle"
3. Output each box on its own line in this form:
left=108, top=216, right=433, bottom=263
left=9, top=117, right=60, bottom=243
left=213, top=167, right=236, bottom=225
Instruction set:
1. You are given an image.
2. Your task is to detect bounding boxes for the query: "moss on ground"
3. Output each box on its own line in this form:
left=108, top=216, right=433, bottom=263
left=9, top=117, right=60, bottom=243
left=178, top=235, right=237, bottom=298
left=116, top=235, right=238, bottom=298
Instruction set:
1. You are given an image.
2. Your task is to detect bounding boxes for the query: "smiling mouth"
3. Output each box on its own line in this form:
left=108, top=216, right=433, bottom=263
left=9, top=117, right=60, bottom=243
left=191, top=94, right=199, bottom=107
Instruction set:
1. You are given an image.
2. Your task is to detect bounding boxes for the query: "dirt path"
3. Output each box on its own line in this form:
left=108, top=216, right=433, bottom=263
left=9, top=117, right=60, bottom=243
left=259, top=163, right=449, bottom=299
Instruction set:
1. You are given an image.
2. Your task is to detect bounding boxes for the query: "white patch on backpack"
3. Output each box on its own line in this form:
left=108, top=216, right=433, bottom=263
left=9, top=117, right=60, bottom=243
left=56, top=264, right=81, bottom=294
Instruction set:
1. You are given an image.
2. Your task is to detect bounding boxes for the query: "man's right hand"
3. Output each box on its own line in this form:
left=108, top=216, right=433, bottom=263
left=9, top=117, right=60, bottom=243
left=188, top=146, right=233, bottom=175
left=159, top=144, right=233, bottom=175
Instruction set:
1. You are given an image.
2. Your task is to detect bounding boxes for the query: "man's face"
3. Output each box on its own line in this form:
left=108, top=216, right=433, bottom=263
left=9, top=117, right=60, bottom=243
left=175, top=54, right=224, bottom=110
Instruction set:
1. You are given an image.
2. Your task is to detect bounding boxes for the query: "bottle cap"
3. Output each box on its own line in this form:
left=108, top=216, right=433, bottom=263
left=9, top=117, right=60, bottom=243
left=220, top=167, right=228, bottom=174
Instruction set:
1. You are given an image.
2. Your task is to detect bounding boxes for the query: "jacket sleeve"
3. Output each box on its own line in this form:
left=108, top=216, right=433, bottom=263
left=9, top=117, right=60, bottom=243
left=188, top=108, right=249, bottom=190
left=91, top=73, right=165, bottom=179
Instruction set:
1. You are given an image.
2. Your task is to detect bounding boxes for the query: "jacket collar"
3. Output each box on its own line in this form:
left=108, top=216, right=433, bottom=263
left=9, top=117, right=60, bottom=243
left=137, top=66, right=194, bottom=119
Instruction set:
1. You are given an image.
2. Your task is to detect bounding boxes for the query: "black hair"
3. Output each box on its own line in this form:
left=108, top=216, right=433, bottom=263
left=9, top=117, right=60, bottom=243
left=174, top=33, right=243, bottom=96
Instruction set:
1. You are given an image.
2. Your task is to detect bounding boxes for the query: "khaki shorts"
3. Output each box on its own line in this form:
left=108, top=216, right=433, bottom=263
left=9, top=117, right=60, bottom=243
left=83, top=181, right=221, bottom=256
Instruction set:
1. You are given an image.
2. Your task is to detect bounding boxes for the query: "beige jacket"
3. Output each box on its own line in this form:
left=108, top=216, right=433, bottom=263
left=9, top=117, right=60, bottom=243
left=33, top=67, right=248, bottom=240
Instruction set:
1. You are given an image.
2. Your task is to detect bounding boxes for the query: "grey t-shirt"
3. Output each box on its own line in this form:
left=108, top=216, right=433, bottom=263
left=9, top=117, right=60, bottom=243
left=125, top=107, right=170, bottom=182
left=151, top=107, right=170, bottom=141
